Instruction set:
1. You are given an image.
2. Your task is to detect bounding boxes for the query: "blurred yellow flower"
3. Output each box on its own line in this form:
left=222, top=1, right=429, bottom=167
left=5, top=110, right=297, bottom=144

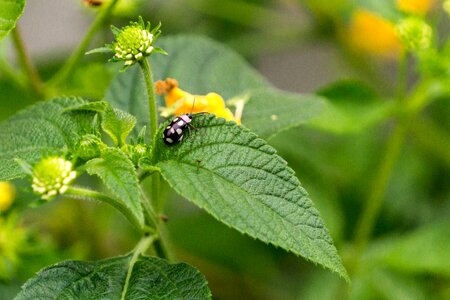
left=397, top=0, right=436, bottom=15
left=156, top=78, right=241, bottom=124
left=0, top=182, right=15, bottom=212
left=347, top=9, right=403, bottom=59
left=0, top=214, right=26, bottom=279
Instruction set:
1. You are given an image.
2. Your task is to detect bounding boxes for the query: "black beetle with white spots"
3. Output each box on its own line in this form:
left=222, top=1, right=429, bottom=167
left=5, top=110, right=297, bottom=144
left=163, top=114, right=193, bottom=145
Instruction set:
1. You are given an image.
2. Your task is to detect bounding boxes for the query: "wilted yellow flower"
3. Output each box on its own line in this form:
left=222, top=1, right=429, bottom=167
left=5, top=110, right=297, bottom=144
left=347, top=9, right=403, bottom=59
left=0, top=182, right=15, bottom=212
left=397, top=0, right=436, bottom=15
left=155, top=78, right=241, bottom=124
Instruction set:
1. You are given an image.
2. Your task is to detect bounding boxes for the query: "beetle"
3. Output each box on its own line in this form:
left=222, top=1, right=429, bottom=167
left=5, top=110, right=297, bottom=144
left=162, top=114, right=194, bottom=145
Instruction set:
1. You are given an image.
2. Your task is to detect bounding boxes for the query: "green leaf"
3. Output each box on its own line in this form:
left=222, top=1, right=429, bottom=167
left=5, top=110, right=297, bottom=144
left=105, top=65, right=148, bottom=136
left=364, top=220, right=450, bottom=277
left=101, top=106, right=136, bottom=146
left=85, top=148, right=144, bottom=228
left=310, top=80, right=394, bottom=134
left=241, top=88, right=325, bottom=139
left=154, top=115, right=349, bottom=281
left=106, top=36, right=326, bottom=139
left=0, top=0, right=26, bottom=41
left=66, top=100, right=109, bottom=113
left=0, top=97, right=95, bottom=181
left=15, top=255, right=211, bottom=299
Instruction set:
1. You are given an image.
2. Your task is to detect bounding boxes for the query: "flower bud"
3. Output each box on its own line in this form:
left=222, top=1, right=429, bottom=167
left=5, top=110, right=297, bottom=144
left=32, top=157, right=77, bottom=200
left=76, top=134, right=105, bottom=161
left=396, top=17, right=432, bottom=52
left=110, top=17, right=164, bottom=68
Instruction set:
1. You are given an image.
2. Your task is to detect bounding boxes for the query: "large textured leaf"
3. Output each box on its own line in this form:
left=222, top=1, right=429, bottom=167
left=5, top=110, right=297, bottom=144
left=242, top=88, right=325, bottom=139
left=0, top=0, right=26, bottom=40
left=15, top=255, right=211, bottom=299
left=154, top=115, right=348, bottom=281
left=106, top=35, right=324, bottom=139
left=364, top=220, right=450, bottom=277
left=85, top=148, right=144, bottom=227
left=0, top=98, right=94, bottom=181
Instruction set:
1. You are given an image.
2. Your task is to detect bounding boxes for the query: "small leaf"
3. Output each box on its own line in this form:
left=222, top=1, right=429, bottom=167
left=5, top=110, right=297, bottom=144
left=241, top=88, right=325, bottom=139
left=65, top=100, right=109, bottom=113
left=85, top=148, right=144, bottom=228
left=15, top=255, right=211, bottom=299
left=0, top=97, right=95, bottom=181
left=0, top=0, right=26, bottom=41
left=101, top=106, right=136, bottom=146
left=154, top=115, right=349, bottom=281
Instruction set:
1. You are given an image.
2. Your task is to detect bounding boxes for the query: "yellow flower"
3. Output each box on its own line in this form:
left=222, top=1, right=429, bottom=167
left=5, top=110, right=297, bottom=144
left=155, top=78, right=241, bottom=124
left=397, top=0, right=436, bottom=15
left=346, top=9, right=403, bottom=59
left=0, top=182, right=15, bottom=212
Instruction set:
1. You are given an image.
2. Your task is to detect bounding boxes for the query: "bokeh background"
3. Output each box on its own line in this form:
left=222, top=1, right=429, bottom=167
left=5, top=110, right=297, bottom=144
left=1, top=0, right=449, bottom=299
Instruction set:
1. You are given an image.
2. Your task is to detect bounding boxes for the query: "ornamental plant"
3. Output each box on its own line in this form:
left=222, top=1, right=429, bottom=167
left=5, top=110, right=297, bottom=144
left=0, top=0, right=449, bottom=299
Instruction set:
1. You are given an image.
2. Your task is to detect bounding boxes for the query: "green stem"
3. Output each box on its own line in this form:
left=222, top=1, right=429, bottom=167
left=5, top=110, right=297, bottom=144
left=65, top=186, right=143, bottom=232
left=121, top=234, right=155, bottom=300
left=138, top=58, right=158, bottom=145
left=353, top=122, right=408, bottom=252
left=138, top=58, right=163, bottom=219
left=50, top=0, right=120, bottom=86
left=396, top=51, right=408, bottom=101
left=11, top=26, right=44, bottom=99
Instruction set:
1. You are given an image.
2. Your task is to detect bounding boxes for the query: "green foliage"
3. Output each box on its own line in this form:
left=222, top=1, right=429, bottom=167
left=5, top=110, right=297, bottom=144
left=311, top=80, right=393, bottom=134
left=242, top=88, right=325, bottom=139
left=0, top=0, right=26, bottom=40
left=106, top=36, right=326, bottom=139
left=15, top=255, right=211, bottom=299
left=101, top=106, right=137, bottom=146
left=85, top=148, right=144, bottom=228
left=154, top=114, right=349, bottom=281
left=105, top=65, right=148, bottom=136
left=0, top=98, right=94, bottom=181
left=365, top=220, right=450, bottom=277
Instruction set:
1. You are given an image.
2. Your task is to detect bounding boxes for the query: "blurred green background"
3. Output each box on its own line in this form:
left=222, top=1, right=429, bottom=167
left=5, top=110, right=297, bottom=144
left=0, top=0, right=449, bottom=299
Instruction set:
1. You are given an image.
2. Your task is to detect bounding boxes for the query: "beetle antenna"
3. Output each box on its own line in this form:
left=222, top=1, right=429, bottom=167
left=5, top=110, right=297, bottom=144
left=190, top=96, right=196, bottom=115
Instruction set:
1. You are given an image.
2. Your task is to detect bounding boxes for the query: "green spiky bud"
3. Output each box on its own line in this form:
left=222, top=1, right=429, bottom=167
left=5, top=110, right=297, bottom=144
left=76, top=134, right=106, bottom=161
left=396, top=17, right=432, bottom=52
left=31, top=157, right=77, bottom=200
left=111, top=17, right=165, bottom=67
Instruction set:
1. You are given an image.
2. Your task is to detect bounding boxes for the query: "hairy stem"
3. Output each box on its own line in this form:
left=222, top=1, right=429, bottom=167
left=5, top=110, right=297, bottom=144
left=65, top=186, right=143, bottom=232
left=11, top=26, right=43, bottom=99
left=138, top=58, right=158, bottom=145
left=50, top=0, right=119, bottom=85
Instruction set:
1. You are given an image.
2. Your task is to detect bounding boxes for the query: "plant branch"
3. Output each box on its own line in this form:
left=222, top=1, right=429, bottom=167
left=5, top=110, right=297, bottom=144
left=138, top=58, right=158, bottom=145
left=65, top=186, right=143, bottom=232
left=353, top=121, right=408, bottom=252
left=50, top=0, right=119, bottom=85
left=11, top=26, right=43, bottom=98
